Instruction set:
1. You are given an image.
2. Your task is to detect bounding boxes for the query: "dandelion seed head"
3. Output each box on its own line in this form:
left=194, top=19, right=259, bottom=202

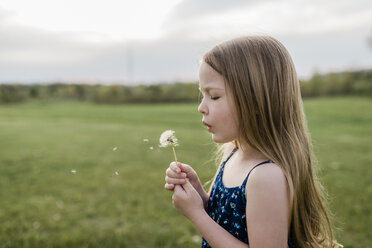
left=71, top=170, right=76, bottom=174
left=113, top=147, right=118, bottom=151
left=115, top=171, right=119, bottom=176
left=149, top=146, right=154, bottom=150
left=159, top=130, right=178, bottom=148
left=143, top=138, right=149, bottom=142
left=191, top=235, right=201, bottom=243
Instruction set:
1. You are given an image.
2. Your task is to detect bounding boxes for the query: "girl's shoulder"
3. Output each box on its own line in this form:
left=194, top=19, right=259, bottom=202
left=245, top=162, right=288, bottom=199
left=247, top=162, right=287, bottom=188
left=244, top=162, right=290, bottom=246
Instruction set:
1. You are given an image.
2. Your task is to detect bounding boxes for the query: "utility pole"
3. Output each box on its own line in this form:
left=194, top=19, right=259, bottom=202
left=126, top=42, right=133, bottom=84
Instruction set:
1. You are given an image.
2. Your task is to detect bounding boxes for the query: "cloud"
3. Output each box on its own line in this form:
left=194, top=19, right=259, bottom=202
left=0, top=1, right=371, bottom=84
left=0, top=17, right=208, bottom=83
left=164, top=0, right=252, bottom=22
left=163, top=0, right=372, bottom=39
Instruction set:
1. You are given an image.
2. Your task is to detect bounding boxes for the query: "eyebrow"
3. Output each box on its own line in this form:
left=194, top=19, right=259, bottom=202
left=198, top=86, right=224, bottom=92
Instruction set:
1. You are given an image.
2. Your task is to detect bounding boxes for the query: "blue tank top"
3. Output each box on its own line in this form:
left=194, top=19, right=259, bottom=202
left=201, top=148, right=274, bottom=247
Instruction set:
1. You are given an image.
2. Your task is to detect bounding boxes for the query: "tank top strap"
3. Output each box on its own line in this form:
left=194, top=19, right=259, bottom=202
left=241, top=160, right=273, bottom=188
left=220, top=147, right=238, bottom=170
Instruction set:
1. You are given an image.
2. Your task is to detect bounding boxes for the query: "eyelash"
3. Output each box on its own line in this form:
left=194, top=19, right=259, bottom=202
left=199, top=92, right=220, bottom=101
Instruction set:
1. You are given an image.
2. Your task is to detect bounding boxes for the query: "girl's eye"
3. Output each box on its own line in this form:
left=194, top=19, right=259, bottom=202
left=210, top=96, right=220, bottom=100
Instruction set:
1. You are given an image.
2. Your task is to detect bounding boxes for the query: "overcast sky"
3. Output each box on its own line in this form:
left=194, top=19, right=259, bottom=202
left=0, top=0, right=371, bottom=84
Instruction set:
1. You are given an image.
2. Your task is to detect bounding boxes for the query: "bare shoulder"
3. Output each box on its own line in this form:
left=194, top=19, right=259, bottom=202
left=245, top=162, right=288, bottom=195
left=245, top=162, right=290, bottom=246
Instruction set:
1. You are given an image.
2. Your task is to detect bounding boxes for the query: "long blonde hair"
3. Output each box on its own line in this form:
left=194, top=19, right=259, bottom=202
left=203, top=36, right=341, bottom=248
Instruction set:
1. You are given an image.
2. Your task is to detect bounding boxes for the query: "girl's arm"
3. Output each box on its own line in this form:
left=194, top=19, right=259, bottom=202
left=173, top=181, right=249, bottom=248
left=245, top=163, right=290, bottom=248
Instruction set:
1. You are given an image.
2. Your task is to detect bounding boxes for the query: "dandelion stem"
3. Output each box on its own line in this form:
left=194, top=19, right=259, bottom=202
left=171, top=145, right=178, bottom=165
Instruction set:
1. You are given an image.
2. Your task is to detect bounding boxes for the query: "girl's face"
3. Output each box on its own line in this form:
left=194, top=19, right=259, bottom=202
left=198, top=62, right=239, bottom=143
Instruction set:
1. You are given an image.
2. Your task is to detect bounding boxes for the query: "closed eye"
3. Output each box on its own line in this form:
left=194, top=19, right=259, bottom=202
left=210, top=96, right=220, bottom=100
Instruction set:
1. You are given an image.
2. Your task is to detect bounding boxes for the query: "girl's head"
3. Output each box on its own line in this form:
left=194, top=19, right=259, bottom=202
left=200, top=35, right=340, bottom=248
left=201, top=35, right=301, bottom=151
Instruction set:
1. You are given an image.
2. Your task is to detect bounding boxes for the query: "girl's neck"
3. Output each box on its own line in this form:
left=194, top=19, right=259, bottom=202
left=234, top=141, right=268, bottom=162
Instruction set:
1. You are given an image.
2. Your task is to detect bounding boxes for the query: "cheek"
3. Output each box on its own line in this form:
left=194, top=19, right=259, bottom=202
left=217, top=104, right=238, bottom=128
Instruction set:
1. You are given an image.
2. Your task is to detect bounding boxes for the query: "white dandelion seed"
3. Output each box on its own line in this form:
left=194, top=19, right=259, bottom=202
left=53, top=213, right=61, bottom=221
left=143, top=138, right=149, bottom=142
left=149, top=146, right=154, bottom=150
left=71, top=170, right=76, bottom=174
left=114, top=171, right=119, bottom=176
left=159, top=130, right=178, bottom=148
left=56, top=200, right=64, bottom=209
left=191, top=235, right=201, bottom=243
left=113, top=147, right=118, bottom=151
left=32, top=221, right=40, bottom=230
left=159, top=130, right=179, bottom=164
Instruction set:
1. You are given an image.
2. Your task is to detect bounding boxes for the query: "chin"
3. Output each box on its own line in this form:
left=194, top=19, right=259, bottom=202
left=211, top=134, right=229, bottom=144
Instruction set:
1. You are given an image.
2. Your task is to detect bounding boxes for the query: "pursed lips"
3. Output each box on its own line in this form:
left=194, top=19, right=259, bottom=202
left=202, top=121, right=212, bottom=132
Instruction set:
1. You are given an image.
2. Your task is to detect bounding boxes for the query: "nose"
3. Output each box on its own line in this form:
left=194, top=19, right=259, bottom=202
left=198, top=98, right=208, bottom=115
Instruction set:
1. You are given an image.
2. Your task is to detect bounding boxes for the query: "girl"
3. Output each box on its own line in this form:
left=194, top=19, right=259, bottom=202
left=164, top=36, right=341, bottom=248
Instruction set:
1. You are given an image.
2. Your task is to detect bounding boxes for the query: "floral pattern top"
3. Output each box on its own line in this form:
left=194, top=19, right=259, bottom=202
left=201, top=148, right=288, bottom=247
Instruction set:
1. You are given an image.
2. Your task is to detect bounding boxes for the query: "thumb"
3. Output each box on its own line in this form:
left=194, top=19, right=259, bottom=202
left=178, top=163, right=193, bottom=174
left=182, top=179, right=194, bottom=192
left=174, top=184, right=185, bottom=194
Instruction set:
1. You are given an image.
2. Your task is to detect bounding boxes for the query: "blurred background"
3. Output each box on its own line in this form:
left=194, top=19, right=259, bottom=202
left=0, top=0, right=371, bottom=247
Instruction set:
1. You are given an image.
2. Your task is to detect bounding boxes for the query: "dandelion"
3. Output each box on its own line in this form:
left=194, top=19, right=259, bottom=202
left=159, top=130, right=179, bottom=164
left=149, top=146, right=154, bottom=150
left=71, top=170, right=76, bottom=174
left=114, top=171, right=119, bottom=176
left=143, top=138, right=149, bottom=142
left=113, top=147, right=118, bottom=151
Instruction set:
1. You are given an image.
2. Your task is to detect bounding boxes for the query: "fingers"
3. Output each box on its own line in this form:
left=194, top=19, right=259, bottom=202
left=170, top=162, right=182, bottom=173
left=182, top=179, right=193, bottom=191
left=166, top=164, right=187, bottom=183
left=166, top=167, right=186, bottom=178
left=164, top=183, right=175, bottom=191
left=165, top=162, right=192, bottom=193
left=173, top=184, right=184, bottom=194
left=165, top=175, right=186, bottom=185
left=177, top=163, right=192, bottom=174
left=165, top=164, right=186, bottom=187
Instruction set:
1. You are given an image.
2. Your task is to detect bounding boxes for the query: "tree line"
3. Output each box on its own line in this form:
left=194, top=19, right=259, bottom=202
left=1, top=69, right=371, bottom=104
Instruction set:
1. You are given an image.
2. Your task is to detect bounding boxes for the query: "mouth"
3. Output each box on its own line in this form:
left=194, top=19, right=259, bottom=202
left=202, top=121, right=212, bottom=132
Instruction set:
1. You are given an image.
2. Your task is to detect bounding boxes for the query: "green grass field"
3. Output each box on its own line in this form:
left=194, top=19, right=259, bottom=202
left=0, top=97, right=371, bottom=248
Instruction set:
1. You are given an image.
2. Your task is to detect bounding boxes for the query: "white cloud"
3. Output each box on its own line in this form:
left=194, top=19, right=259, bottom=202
left=0, top=0, right=182, bottom=41
left=162, top=0, right=372, bottom=40
left=0, top=0, right=371, bottom=83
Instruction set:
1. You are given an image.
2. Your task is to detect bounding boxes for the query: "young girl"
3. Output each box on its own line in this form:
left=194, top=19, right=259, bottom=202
left=164, top=36, right=341, bottom=248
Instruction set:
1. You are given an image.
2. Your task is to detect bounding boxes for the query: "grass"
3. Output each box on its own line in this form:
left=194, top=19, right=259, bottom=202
left=0, top=97, right=371, bottom=247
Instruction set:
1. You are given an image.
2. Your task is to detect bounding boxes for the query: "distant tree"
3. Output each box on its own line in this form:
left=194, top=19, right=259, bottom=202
left=29, top=86, right=39, bottom=98
left=74, top=84, right=85, bottom=100
left=0, top=85, right=26, bottom=103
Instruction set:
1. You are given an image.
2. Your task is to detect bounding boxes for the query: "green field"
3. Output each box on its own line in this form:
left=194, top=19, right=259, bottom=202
left=0, top=97, right=371, bottom=247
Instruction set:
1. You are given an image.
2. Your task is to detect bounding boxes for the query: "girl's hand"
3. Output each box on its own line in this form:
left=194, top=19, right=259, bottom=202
left=165, top=162, right=209, bottom=207
left=172, top=179, right=204, bottom=220
left=164, top=162, right=200, bottom=191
